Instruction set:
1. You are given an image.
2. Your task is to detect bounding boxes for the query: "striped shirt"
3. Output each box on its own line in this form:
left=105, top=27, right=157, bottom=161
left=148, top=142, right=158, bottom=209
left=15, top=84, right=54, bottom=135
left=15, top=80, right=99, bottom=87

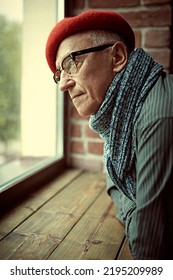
left=109, top=72, right=173, bottom=259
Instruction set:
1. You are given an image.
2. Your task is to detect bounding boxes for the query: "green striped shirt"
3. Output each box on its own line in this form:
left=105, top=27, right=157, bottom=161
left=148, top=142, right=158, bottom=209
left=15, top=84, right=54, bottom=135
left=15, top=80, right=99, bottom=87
left=109, top=72, right=173, bottom=259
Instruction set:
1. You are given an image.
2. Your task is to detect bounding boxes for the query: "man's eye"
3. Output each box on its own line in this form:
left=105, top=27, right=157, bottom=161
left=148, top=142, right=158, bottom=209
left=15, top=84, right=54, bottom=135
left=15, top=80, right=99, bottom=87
left=75, top=54, right=85, bottom=62
left=63, top=58, right=75, bottom=71
left=74, top=56, right=84, bottom=68
left=62, top=56, right=71, bottom=67
left=68, top=59, right=75, bottom=69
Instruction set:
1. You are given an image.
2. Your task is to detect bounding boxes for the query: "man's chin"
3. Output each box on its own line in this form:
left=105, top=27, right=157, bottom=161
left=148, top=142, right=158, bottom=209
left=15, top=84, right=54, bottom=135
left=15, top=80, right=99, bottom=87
left=75, top=107, right=91, bottom=118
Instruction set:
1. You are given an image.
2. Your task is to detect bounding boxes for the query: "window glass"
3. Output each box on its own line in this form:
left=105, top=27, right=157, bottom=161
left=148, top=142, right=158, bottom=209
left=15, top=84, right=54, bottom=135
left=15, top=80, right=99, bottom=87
left=0, top=0, right=64, bottom=190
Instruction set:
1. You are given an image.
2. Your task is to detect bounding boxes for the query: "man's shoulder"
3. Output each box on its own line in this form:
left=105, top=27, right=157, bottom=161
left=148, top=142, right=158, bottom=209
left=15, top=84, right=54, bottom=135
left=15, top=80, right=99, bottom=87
left=139, top=72, right=173, bottom=125
left=153, top=72, right=173, bottom=95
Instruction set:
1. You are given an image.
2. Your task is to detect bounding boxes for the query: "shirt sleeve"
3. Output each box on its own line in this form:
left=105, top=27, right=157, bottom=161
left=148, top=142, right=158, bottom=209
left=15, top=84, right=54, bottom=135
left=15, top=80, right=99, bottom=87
left=126, top=117, right=173, bottom=259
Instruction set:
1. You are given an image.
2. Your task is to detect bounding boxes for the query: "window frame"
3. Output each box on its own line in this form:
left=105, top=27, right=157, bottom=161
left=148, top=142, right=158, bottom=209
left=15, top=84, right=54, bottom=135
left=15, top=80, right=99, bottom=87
left=0, top=0, right=67, bottom=212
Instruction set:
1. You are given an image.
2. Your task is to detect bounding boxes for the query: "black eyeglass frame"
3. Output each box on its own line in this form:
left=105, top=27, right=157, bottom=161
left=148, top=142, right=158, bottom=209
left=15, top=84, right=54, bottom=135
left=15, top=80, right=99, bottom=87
left=53, top=43, right=114, bottom=83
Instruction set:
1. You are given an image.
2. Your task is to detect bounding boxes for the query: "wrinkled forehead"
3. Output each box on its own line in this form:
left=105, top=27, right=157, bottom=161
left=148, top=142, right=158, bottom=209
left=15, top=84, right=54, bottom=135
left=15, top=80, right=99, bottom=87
left=58, top=31, right=97, bottom=52
left=56, top=31, right=97, bottom=64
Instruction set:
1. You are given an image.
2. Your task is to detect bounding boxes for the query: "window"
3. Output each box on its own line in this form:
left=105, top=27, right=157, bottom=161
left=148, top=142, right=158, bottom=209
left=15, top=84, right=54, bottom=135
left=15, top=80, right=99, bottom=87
left=0, top=0, right=65, bottom=199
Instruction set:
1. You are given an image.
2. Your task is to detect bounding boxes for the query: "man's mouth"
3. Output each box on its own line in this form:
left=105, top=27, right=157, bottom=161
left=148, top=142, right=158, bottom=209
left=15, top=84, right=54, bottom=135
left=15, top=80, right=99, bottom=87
left=71, top=93, right=84, bottom=100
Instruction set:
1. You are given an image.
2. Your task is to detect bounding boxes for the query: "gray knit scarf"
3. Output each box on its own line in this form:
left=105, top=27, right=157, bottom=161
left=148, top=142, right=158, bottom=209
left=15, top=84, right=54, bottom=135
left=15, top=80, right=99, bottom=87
left=89, top=48, right=163, bottom=201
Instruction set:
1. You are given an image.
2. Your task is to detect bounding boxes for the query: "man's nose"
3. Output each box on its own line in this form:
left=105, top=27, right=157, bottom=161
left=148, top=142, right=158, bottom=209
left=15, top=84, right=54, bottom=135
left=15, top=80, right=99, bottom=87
left=59, top=71, right=75, bottom=92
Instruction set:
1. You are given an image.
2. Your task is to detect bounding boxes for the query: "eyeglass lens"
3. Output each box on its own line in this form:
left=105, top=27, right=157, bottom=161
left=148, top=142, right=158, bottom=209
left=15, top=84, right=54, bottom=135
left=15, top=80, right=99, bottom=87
left=54, top=69, right=61, bottom=83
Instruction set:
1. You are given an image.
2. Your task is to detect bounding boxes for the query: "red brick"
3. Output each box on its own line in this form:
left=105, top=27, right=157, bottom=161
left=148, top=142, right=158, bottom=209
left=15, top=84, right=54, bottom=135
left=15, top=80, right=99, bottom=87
left=143, top=0, right=171, bottom=5
left=88, top=142, right=104, bottom=155
left=71, top=124, right=81, bottom=137
left=144, top=28, right=171, bottom=48
left=70, top=141, right=84, bottom=154
left=134, top=30, right=142, bottom=48
left=121, top=6, right=172, bottom=28
left=148, top=49, right=171, bottom=68
left=73, top=0, right=85, bottom=9
left=88, top=0, right=139, bottom=8
left=85, top=125, right=101, bottom=139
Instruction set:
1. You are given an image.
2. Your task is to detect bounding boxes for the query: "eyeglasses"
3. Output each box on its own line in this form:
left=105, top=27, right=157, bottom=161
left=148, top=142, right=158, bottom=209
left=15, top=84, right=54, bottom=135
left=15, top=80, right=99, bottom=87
left=53, top=43, right=114, bottom=83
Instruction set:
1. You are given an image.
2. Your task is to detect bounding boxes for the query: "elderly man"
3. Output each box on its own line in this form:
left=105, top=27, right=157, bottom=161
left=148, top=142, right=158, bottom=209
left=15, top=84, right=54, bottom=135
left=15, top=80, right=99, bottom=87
left=45, top=10, right=173, bottom=259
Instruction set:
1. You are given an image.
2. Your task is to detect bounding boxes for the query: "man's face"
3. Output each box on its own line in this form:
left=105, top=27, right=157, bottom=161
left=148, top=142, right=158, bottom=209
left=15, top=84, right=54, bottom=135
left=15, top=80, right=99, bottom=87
left=56, top=32, right=116, bottom=116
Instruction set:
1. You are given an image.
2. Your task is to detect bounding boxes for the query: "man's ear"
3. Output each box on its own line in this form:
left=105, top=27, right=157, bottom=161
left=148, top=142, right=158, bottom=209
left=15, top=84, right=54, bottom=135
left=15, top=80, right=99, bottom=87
left=112, top=41, right=128, bottom=73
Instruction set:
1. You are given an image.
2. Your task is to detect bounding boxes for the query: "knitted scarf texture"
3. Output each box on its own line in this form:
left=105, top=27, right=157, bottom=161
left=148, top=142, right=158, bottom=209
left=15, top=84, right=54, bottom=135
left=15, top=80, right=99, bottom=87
left=89, top=48, right=163, bottom=201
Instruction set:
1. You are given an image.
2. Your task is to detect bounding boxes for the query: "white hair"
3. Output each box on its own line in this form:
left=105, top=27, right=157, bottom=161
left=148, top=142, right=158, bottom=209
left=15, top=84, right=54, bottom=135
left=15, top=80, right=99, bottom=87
left=77, top=30, right=131, bottom=55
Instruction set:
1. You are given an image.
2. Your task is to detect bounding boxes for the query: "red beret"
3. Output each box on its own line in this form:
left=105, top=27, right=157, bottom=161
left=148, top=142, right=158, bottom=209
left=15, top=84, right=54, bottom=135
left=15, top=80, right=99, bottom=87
left=45, top=10, right=135, bottom=73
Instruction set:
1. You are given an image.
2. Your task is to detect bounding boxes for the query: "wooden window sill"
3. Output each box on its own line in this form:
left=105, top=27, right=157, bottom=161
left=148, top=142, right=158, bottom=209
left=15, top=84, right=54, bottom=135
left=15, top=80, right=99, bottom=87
left=0, top=169, right=132, bottom=260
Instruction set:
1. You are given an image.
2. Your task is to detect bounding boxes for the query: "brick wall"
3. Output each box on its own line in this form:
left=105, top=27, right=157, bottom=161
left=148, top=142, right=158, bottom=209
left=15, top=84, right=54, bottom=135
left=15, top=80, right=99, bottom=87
left=66, top=0, right=173, bottom=171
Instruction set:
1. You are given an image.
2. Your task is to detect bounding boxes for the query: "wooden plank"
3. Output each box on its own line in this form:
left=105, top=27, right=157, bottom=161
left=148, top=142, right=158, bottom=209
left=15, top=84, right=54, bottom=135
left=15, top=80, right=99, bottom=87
left=0, top=169, right=82, bottom=240
left=49, top=191, right=125, bottom=260
left=0, top=171, right=106, bottom=259
left=117, top=238, right=133, bottom=260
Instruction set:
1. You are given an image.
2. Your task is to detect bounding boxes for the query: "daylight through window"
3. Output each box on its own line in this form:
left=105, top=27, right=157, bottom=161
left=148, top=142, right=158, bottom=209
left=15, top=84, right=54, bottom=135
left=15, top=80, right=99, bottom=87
left=0, top=0, right=64, bottom=190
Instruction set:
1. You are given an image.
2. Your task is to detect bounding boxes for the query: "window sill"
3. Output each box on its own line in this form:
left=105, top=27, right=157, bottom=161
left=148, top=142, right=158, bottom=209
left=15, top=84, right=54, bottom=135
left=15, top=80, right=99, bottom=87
left=0, top=169, right=133, bottom=260
left=0, top=157, right=66, bottom=212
